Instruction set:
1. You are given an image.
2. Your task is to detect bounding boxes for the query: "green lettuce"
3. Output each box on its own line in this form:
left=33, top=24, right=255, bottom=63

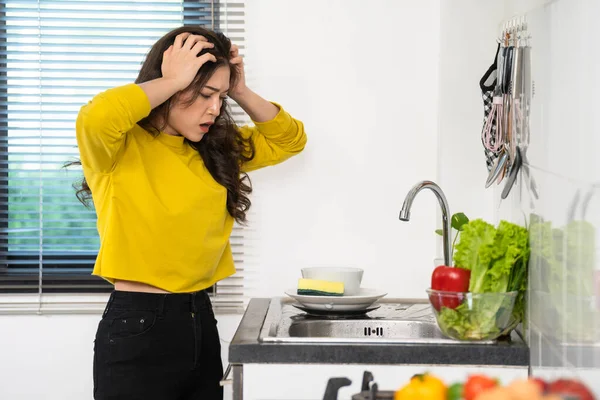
left=438, top=297, right=516, bottom=340
left=453, top=219, right=496, bottom=293
left=438, top=219, right=530, bottom=340
left=454, top=219, right=529, bottom=294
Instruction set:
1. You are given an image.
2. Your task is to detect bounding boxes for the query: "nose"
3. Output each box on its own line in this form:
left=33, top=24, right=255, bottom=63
left=207, top=97, right=219, bottom=114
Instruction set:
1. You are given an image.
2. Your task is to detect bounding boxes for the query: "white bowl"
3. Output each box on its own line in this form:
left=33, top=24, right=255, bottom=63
left=301, top=267, right=364, bottom=296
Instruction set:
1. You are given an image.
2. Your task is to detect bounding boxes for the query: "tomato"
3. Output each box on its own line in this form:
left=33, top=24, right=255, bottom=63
left=463, top=375, right=499, bottom=400
left=547, top=378, right=595, bottom=400
left=529, top=377, right=548, bottom=393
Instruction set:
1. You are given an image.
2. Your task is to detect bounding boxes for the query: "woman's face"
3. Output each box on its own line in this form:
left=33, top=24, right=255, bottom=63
left=163, top=65, right=230, bottom=142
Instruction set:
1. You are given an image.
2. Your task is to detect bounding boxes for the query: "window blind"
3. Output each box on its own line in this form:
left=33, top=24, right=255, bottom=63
left=0, top=0, right=248, bottom=314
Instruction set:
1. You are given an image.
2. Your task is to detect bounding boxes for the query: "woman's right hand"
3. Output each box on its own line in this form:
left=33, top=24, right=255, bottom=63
left=161, top=32, right=217, bottom=92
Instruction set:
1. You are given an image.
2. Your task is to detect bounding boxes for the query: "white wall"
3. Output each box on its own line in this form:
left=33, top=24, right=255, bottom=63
left=242, top=0, right=441, bottom=300
left=437, top=0, right=504, bottom=227
left=0, top=1, right=549, bottom=399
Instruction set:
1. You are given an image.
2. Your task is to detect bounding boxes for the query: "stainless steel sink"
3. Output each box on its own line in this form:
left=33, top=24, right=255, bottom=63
left=258, top=297, right=495, bottom=344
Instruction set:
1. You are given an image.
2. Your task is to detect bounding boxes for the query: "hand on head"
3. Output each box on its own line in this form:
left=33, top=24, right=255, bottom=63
left=161, top=32, right=217, bottom=92
left=228, top=44, right=247, bottom=98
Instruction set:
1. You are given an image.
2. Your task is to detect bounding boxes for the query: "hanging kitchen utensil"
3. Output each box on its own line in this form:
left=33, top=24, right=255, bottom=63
left=501, top=19, right=538, bottom=200
left=504, top=36, right=515, bottom=151
left=503, top=41, right=514, bottom=95
left=500, top=25, right=522, bottom=193
left=483, top=39, right=508, bottom=187
left=517, top=35, right=539, bottom=199
left=487, top=31, right=514, bottom=187
left=486, top=150, right=508, bottom=188
left=482, top=34, right=507, bottom=143
left=497, top=27, right=518, bottom=186
left=480, top=43, right=501, bottom=171
left=496, top=161, right=507, bottom=184
left=510, top=35, right=522, bottom=159
left=501, top=146, right=523, bottom=199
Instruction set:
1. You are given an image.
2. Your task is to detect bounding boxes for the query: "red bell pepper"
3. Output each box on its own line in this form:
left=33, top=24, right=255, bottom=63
left=430, top=265, right=471, bottom=310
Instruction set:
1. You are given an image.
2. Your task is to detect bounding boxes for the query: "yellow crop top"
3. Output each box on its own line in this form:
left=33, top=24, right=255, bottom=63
left=75, top=84, right=307, bottom=292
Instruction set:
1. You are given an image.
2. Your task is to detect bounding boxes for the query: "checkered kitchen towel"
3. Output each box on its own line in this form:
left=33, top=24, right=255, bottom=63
left=480, top=43, right=501, bottom=172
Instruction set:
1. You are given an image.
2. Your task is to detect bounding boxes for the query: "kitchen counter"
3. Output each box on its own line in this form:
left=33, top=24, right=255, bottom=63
left=229, top=298, right=529, bottom=367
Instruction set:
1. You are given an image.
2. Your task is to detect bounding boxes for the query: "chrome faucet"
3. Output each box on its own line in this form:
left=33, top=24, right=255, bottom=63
left=399, top=180, right=453, bottom=267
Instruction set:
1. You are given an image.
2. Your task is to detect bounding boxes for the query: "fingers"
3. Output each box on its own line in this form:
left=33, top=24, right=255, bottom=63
left=173, top=32, right=191, bottom=49
left=183, top=34, right=208, bottom=50
left=173, top=32, right=212, bottom=51
left=191, top=39, right=214, bottom=55
left=230, top=44, right=239, bottom=57
left=230, top=55, right=243, bottom=65
left=196, top=52, right=217, bottom=67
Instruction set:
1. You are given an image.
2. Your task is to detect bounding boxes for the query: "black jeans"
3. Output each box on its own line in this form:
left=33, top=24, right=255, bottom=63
left=93, top=290, right=223, bottom=400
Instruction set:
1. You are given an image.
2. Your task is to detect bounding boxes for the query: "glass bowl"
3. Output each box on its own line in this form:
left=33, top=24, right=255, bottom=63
left=426, top=288, right=519, bottom=341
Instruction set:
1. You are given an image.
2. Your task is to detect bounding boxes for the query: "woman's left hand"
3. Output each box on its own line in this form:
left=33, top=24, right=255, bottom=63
left=226, top=43, right=279, bottom=122
left=229, top=44, right=248, bottom=99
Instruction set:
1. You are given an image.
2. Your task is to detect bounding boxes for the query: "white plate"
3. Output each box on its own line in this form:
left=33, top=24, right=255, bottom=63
left=292, top=303, right=381, bottom=316
left=284, top=288, right=387, bottom=311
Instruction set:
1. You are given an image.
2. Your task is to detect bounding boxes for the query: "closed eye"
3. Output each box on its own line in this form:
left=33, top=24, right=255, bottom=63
left=201, top=93, right=227, bottom=100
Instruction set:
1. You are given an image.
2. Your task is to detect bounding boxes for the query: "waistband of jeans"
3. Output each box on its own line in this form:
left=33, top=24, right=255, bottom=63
left=103, top=289, right=212, bottom=316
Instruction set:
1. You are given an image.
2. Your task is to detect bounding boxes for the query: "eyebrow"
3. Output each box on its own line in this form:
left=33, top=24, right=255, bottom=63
left=205, top=85, right=229, bottom=93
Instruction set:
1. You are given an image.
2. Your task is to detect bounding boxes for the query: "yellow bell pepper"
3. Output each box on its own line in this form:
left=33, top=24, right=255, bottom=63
left=394, top=373, right=447, bottom=400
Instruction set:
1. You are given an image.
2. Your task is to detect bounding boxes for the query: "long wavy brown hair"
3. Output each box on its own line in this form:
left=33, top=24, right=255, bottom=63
left=70, top=26, right=255, bottom=224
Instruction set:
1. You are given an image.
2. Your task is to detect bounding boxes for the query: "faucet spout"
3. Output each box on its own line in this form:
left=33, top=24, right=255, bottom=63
left=399, top=180, right=453, bottom=267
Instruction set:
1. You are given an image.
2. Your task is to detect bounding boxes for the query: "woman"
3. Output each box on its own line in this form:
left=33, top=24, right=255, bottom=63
left=75, top=26, right=307, bottom=399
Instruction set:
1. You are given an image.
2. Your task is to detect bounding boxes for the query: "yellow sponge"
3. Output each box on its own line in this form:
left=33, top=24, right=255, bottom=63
left=297, top=278, right=344, bottom=296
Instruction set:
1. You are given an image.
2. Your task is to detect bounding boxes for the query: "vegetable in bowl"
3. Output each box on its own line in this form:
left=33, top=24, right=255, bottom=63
left=431, top=218, right=530, bottom=340
left=430, top=289, right=519, bottom=340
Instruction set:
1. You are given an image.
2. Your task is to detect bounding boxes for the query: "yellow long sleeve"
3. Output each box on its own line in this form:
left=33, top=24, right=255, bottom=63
left=239, top=103, right=307, bottom=172
left=76, top=83, right=151, bottom=173
left=75, top=84, right=307, bottom=292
